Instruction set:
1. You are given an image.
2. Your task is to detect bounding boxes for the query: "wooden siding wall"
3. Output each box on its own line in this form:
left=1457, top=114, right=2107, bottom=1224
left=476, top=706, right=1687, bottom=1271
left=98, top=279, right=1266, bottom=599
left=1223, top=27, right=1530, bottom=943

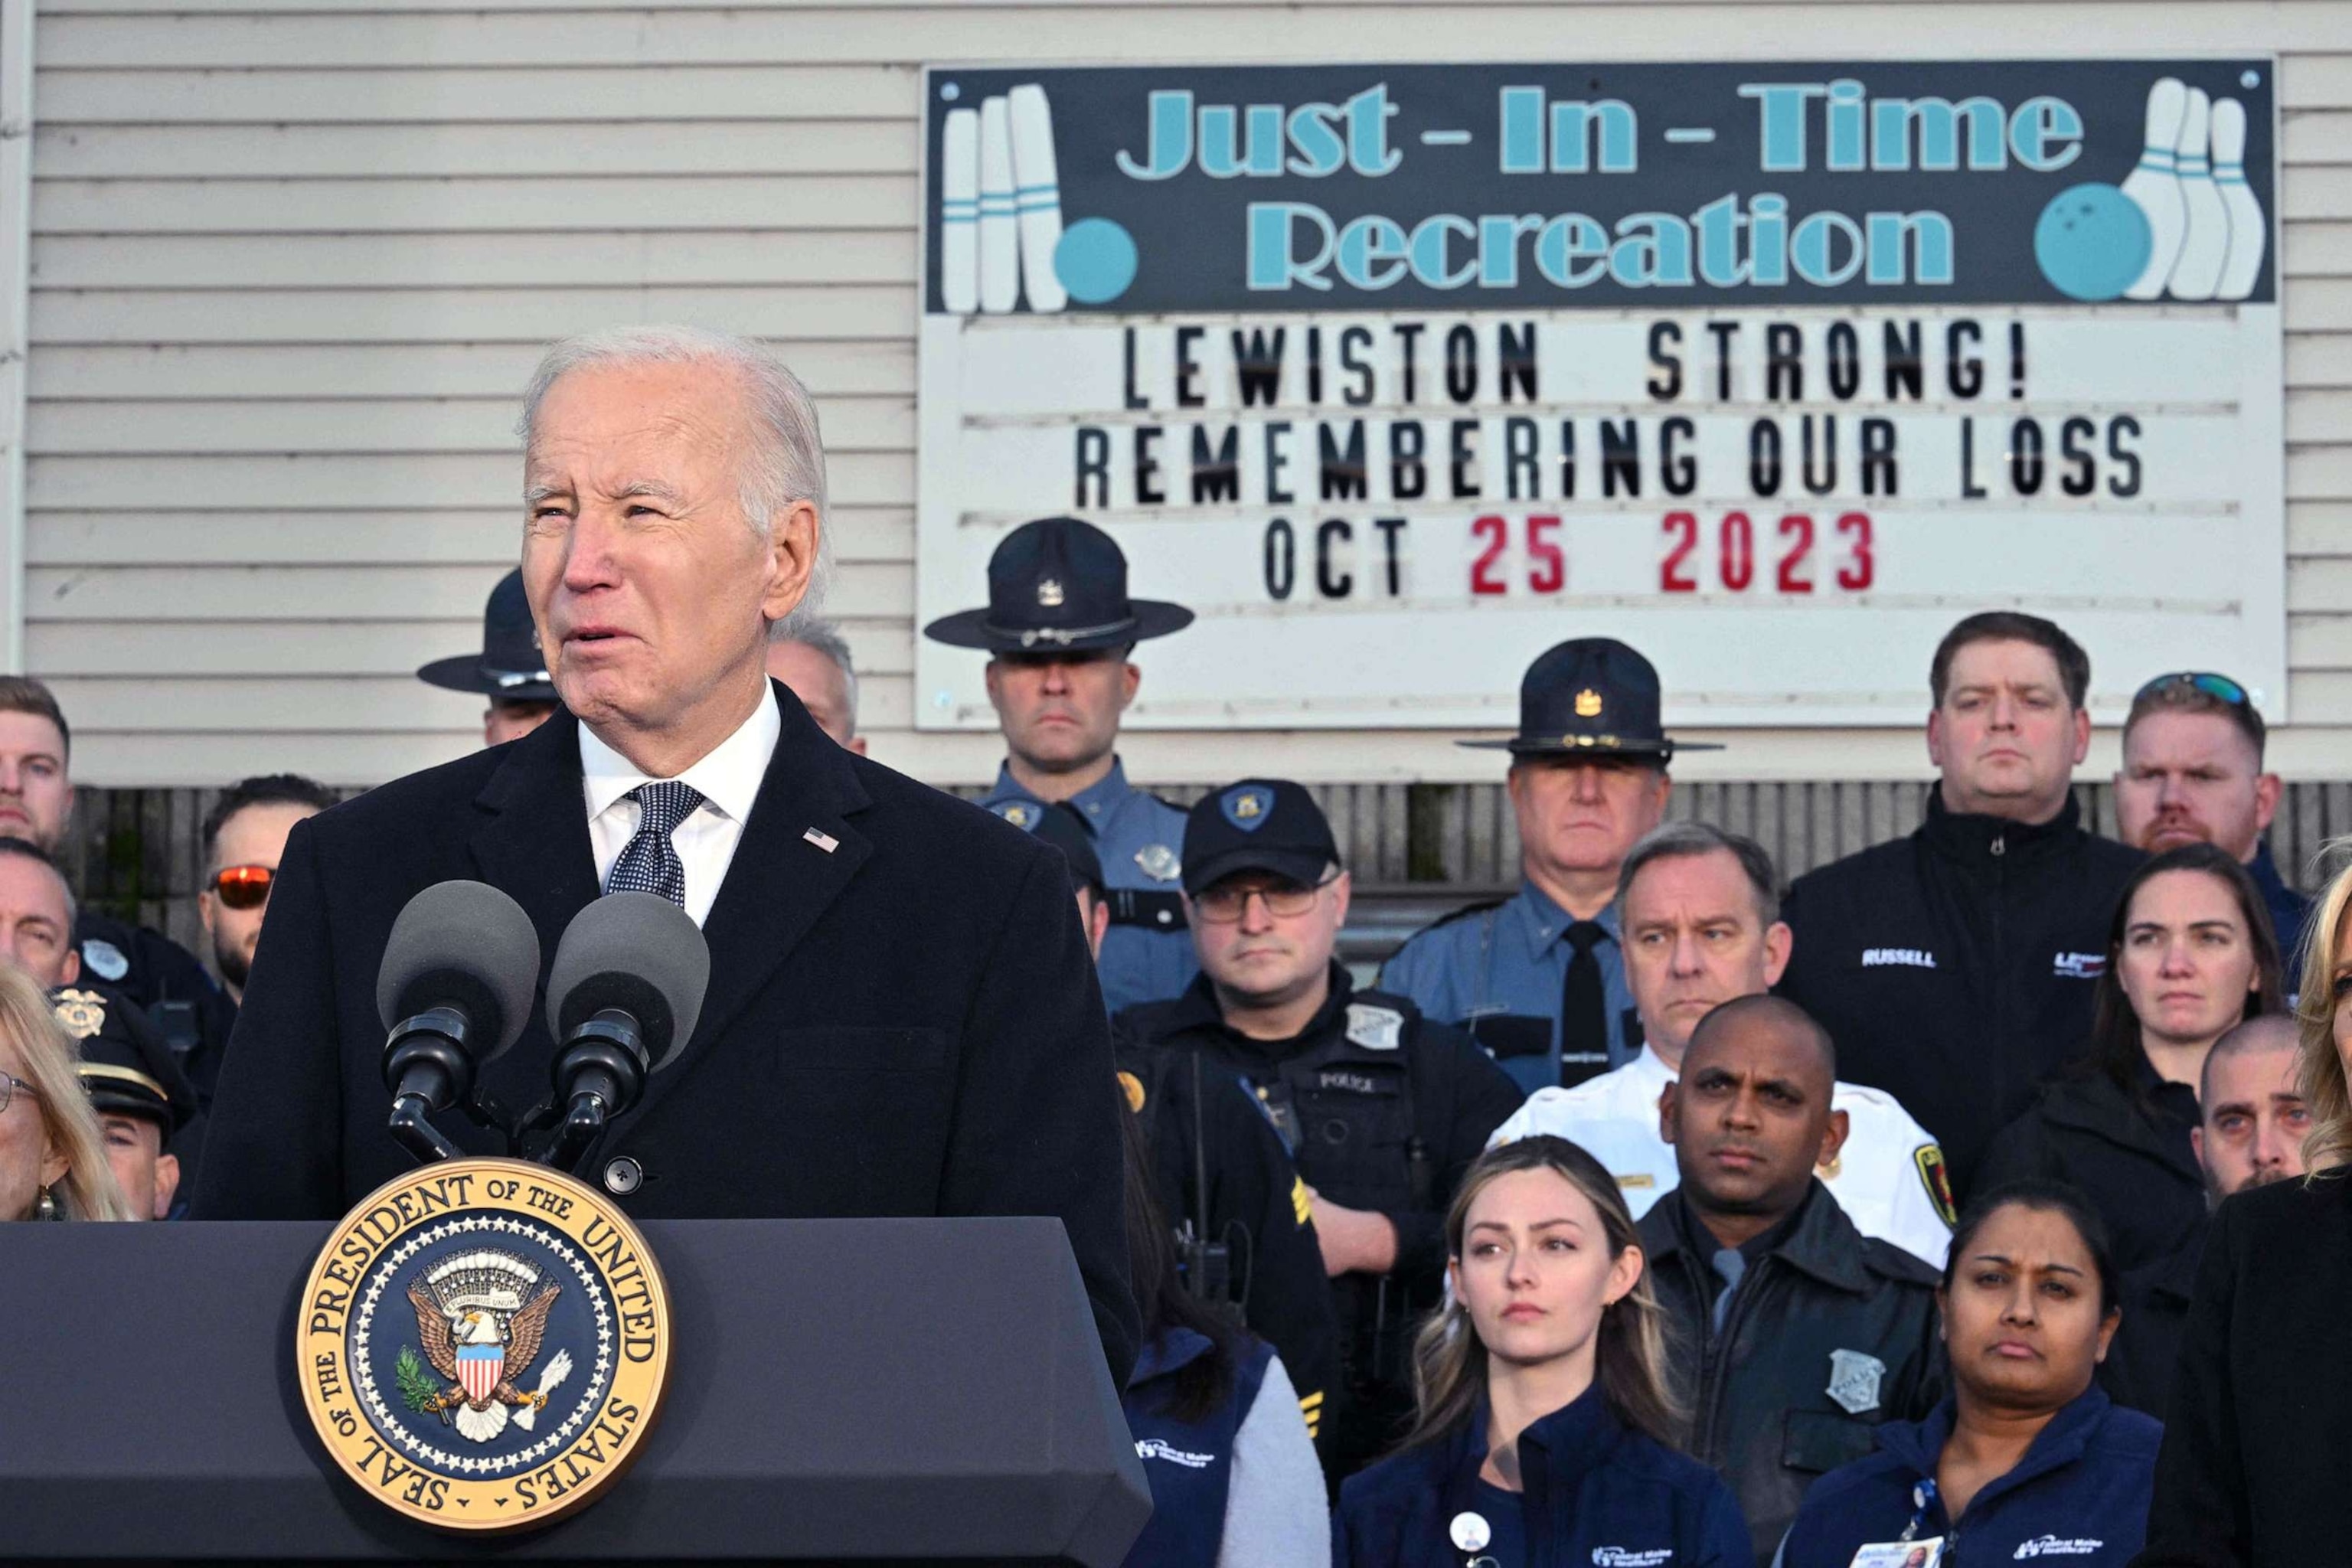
left=98, top=778, right=2352, bottom=959
left=14, top=1, right=2352, bottom=789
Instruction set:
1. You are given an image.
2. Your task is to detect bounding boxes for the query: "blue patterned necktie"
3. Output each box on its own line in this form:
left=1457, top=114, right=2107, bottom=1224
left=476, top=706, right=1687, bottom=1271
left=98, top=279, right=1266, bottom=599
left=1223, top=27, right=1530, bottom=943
left=604, top=780, right=705, bottom=908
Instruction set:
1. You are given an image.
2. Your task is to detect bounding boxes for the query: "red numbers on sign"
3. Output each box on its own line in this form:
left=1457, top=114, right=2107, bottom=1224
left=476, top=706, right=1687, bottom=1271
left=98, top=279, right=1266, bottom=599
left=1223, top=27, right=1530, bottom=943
left=1835, top=511, right=1874, bottom=590
left=1776, top=514, right=1814, bottom=593
left=1658, top=512, right=1873, bottom=595
left=1661, top=512, right=1698, bottom=593
left=1470, top=514, right=1509, bottom=596
left=1470, top=514, right=1566, bottom=596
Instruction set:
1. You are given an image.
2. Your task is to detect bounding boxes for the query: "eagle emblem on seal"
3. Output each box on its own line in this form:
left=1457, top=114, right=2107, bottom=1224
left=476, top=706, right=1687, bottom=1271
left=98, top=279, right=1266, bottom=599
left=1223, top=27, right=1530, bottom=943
left=399, top=1250, right=572, bottom=1444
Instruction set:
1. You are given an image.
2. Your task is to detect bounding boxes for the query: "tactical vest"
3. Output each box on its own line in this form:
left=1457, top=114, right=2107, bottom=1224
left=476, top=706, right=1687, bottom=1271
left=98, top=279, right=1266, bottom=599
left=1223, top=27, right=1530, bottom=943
left=1252, top=990, right=1432, bottom=1220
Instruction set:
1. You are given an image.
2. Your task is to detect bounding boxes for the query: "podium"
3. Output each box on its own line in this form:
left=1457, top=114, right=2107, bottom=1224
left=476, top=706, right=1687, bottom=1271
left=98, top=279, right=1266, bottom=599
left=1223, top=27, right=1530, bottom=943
left=0, top=1217, right=1151, bottom=1562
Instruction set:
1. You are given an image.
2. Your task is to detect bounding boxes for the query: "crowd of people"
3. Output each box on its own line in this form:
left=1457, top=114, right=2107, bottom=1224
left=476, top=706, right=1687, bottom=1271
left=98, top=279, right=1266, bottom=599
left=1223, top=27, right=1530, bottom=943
left=0, top=323, right=2338, bottom=1566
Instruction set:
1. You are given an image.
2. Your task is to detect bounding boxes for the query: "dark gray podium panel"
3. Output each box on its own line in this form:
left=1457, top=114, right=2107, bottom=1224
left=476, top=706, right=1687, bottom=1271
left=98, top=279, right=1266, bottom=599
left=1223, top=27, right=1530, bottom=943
left=0, top=1217, right=1150, bottom=1562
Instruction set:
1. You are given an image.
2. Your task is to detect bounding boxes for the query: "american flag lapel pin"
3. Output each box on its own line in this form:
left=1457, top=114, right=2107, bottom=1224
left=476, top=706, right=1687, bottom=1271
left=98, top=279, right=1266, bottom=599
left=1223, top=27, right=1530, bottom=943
left=802, top=827, right=840, bottom=854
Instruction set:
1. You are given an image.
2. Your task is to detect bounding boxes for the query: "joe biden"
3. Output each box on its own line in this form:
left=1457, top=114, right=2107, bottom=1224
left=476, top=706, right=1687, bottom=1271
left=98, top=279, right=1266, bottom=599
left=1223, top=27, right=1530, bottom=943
left=192, top=325, right=1138, bottom=1380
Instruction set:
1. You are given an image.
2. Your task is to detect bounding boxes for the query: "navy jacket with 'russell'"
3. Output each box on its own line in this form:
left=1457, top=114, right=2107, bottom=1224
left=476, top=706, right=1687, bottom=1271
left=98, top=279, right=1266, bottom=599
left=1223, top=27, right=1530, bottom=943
left=1775, top=1385, right=2160, bottom=1568
left=1775, top=790, right=2143, bottom=1194
left=1333, top=1384, right=1750, bottom=1568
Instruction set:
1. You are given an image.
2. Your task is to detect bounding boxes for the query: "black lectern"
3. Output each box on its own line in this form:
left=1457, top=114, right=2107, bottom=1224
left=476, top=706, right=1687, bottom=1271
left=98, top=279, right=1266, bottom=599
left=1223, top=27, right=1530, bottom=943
left=0, top=1217, right=1150, bottom=1562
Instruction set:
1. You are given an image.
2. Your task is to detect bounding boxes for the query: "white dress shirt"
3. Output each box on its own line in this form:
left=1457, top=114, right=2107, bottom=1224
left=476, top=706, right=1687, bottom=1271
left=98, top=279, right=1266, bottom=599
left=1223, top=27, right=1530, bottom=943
left=1488, top=1044, right=1956, bottom=1267
left=579, top=686, right=781, bottom=928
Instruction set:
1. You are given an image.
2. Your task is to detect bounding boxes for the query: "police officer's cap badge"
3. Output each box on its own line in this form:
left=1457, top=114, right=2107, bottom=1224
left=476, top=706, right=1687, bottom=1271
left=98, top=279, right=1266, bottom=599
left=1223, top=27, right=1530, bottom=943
left=1220, top=785, right=1273, bottom=831
left=1573, top=688, right=1604, bottom=718
left=51, top=986, right=106, bottom=1040
left=296, top=1159, right=671, bottom=1531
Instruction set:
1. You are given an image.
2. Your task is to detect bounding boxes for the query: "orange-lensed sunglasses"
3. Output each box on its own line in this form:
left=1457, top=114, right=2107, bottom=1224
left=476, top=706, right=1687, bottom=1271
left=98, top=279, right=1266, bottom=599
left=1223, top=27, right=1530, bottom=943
left=210, top=864, right=276, bottom=910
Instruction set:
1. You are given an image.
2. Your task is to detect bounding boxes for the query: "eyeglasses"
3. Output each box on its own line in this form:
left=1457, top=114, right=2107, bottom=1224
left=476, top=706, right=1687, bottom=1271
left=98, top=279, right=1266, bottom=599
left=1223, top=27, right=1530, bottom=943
left=210, top=864, right=275, bottom=911
left=1191, top=873, right=1339, bottom=925
left=0, top=1073, right=36, bottom=1117
left=2135, top=671, right=2250, bottom=707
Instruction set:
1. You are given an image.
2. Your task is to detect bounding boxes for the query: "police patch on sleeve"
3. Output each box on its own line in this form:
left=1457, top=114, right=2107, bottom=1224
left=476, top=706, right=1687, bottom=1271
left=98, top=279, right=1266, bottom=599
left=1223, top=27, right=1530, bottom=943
left=80, top=937, right=129, bottom=982
left=296, top=1159, right=671, bottom=1531
left=1913, top=1143, right=1958, bottom=1228
left=1344, top=1003, right=1403, bottom=1050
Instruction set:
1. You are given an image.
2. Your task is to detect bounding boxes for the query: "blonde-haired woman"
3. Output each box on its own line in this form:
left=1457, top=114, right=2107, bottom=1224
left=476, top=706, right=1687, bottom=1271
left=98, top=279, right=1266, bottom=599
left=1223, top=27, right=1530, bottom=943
left=0, top=964, right=127, bottom=1222
left=2141, top=852, right=2352, bottom=1566
left=1334, top=1135, right=1746, bottom=1567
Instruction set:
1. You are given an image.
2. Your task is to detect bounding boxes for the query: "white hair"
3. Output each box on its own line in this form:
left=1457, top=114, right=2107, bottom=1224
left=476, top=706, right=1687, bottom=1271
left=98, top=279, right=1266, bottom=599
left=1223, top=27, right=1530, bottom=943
left=768, top=610, right=859, bottom=731
left=518, top=324, right=832, bottom=614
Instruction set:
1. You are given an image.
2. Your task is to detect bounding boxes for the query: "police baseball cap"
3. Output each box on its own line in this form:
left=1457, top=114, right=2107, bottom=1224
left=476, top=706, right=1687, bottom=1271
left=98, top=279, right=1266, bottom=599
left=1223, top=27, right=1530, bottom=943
left=1459, top=636, right=1722, bottom=760
left=1181, top=779, right=1340, bottom=896
left=923, top=516, right=1194, bottom=653
left=51, top=984, right=195, bottom=1135
left=416, top=569, right=558, bottom=703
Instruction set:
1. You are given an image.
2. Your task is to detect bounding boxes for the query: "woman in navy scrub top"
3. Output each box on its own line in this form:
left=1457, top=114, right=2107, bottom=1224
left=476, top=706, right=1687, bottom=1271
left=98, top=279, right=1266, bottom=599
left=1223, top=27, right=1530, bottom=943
left=1334, top=1135, right=1748, bottom=1567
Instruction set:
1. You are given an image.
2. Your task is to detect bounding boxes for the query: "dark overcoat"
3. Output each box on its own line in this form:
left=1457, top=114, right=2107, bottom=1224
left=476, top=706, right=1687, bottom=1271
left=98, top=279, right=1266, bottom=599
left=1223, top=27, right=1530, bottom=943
left=189, top=684, right=1138, bottom=1383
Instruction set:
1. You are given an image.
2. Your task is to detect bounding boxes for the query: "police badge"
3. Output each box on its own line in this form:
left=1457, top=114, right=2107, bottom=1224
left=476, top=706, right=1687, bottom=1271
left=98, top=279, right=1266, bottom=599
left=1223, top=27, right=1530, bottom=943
left=1826, top=1348, right=1886, bottom=1416
left=296, top=1159, right=671, bottom=1531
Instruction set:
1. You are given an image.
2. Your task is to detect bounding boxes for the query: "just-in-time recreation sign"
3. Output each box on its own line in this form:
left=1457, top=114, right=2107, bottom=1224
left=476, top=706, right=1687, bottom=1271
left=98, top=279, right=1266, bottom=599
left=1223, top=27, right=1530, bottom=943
left=914, top=61, right=2284, bottom=730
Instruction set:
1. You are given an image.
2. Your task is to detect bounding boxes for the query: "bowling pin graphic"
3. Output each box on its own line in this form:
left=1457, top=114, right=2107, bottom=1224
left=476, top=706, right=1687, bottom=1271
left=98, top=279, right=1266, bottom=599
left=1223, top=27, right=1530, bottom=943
left=2168, top=87, right=2226, bottom=300
left=1008, top=85, right=1068, bottom=314
left=2212, top=97, right=2267, bottom=302
left=2122, top=77, right=2188, bottom=301
left=978, top=96, right=1020, bottom=314
left=939, top=107, right=980, bottom=315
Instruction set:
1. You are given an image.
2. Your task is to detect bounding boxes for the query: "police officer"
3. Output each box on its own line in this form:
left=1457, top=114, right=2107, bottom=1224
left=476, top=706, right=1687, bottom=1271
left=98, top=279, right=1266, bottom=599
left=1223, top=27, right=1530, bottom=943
left=51, top=982, right=196, bottom=1220
left=1021, top=799, right=1340, bottom=1450
left=0, top=677, right=234, bottom=1084
left=1488, top=822, right=1955, bottom=1266
left=1119, top=779, right=1525, bottom=1478
left=416, top=567, right=562, bottom=747
left=926, top=515, right=1199, bottom=1013
left=1383, top=638, right=1719, bottom=1096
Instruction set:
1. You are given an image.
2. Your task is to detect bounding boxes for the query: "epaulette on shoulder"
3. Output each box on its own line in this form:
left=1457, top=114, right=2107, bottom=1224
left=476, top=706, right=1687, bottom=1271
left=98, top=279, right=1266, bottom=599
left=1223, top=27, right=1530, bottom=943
left=1860, top=1235, right=1945, bottom=1289
left=1403, top=896, right=1508, bottom=944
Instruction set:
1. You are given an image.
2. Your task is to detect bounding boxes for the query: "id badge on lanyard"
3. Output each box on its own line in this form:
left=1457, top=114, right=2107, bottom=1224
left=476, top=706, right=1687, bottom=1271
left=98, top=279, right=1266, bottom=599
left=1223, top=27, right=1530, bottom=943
left=1847, top=1541, right=1943, bottom=1568
left=1848, top=1478, right=1947, bottom=1567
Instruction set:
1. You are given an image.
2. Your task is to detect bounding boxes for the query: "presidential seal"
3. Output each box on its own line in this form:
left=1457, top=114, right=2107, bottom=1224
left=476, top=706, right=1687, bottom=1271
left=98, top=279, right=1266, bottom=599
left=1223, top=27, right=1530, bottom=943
left=296, top=1158, right=671, bottom=1532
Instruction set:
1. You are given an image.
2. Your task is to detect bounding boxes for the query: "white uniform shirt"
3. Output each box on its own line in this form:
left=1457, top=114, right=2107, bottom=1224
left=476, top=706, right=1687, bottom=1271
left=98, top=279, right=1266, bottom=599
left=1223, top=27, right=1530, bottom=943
left=1488, top=1044, right=1956, bottom=1267
left=580, top=686, right=781, bottom=929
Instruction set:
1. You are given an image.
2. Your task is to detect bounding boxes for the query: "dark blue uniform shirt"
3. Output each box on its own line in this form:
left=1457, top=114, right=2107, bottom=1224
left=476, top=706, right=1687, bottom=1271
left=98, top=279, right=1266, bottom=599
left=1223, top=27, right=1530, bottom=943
left=1775, top=1386, right=2158, bottom=1567
left=1334, top=1385, right=1749, bottom=1568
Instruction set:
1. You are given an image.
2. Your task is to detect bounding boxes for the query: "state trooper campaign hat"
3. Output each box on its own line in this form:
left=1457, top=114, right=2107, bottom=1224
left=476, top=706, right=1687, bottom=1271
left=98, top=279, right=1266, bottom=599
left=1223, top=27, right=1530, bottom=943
left=923, top=516, right=1194, bottom=654
left=51, top=984, right=195, bottom=1135
left=415, top=568, right=559, bottom=702
left=1024, top=800, right=1107, bottom=898
left=1181, top=779, right=1341, bottom=896
left=1459, top=636, right=1722, bottom=760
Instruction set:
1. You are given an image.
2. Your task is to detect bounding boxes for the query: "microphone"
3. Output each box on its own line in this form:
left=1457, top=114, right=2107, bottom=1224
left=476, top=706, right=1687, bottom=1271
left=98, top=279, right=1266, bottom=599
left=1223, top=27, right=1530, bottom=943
left=539, top=893, right=710, bottom=1174
left=374, top=880, right=541, bottom=1166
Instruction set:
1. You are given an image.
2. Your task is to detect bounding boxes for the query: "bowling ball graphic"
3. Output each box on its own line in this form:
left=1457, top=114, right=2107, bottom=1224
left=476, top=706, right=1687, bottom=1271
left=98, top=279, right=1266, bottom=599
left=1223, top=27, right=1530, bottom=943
left=1054, top=217, right=1139, bottom=305
left=2034, top=183, right=2153, bottom=302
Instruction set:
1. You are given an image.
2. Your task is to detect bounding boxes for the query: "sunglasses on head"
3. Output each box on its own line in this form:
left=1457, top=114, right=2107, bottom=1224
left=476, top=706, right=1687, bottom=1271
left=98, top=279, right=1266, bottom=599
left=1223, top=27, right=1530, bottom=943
left=2134, top=671, right=2251, bottom=707
left=210, top=864, right=275, bottom=910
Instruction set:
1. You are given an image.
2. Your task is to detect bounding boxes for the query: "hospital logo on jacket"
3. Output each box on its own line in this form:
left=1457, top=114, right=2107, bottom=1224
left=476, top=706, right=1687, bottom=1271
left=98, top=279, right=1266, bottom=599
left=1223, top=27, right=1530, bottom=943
left=295, top=1159, right=671, bottom=1532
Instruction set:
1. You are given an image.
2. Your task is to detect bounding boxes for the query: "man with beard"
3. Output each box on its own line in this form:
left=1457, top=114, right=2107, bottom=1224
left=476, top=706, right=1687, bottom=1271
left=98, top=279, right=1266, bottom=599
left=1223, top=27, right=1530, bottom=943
left=2101, top=1014, right=2308, bottom=1417
left=192, top=776, right=338, bottom=1093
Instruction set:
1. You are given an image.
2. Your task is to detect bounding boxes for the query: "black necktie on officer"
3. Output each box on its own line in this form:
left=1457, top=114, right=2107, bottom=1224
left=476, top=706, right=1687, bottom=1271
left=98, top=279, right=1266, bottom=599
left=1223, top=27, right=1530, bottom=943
left=606, top=780, right=704, bottom=908
left=1560, top=920, right=1609, bottom=1085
